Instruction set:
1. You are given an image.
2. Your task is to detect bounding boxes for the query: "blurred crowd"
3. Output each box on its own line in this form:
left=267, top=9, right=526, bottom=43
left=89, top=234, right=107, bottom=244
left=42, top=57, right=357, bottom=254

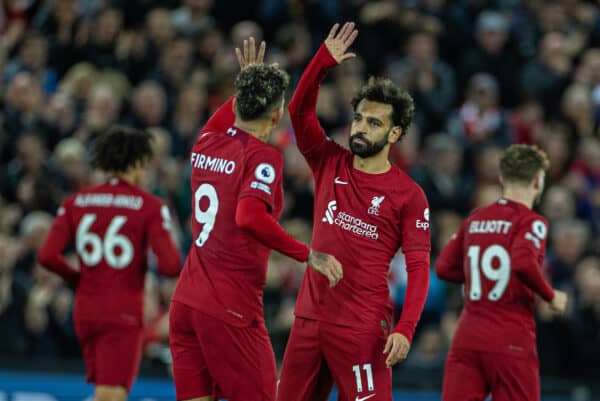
left=0, top=0, right=599, bottom=386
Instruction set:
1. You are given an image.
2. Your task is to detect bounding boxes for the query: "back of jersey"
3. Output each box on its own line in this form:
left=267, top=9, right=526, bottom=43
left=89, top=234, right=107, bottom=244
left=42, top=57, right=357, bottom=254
left=453, top=198, right=548, bottom=357
left=173, top=98, right=284, bottom=327
left=61, top=178, right=166, bottom=326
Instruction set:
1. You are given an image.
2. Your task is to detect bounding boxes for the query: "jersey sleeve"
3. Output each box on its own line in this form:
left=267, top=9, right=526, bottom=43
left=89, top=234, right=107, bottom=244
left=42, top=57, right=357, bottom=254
left=235, top=197, right=310, bottom=262
left=200, top=96, right=235, bottom=135
left=393, top=250, right=431, bottom=342
left=147, top=202, right=182, bottom=278
left=289, top=44, right=345, bottom=170
left=238, top=146, right=283, bottom=212
left=399, top=186, right=431, bottom=253
left=435, top=223, right=466, bottom=283
left=510, top=215, right=554, bottom=301
left=37, top=199, right=79, bottom=284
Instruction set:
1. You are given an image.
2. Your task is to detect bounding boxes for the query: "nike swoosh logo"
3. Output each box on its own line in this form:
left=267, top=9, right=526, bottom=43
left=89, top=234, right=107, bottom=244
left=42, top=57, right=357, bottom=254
left=334, top=177, right=348, bottom=185
left=355, top=394, right=376, bottom=401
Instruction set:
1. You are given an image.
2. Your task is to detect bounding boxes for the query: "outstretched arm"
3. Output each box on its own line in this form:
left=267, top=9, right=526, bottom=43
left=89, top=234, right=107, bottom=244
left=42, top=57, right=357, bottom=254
left=289, top=22, right=358, bottom=156
left=200, top=38, right=267, bottom=135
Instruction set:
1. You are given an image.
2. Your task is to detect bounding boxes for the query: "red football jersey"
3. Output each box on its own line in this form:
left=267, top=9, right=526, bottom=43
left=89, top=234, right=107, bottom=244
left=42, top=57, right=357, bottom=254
left=172, top=97, right=285, bottom=327
left=289, top=45, right=431, bottom=334
left=293, top=140, right=430, bottom=330
left=41, top=178, right=181, bottom=326
left=436, top=198, right=553, bottom=358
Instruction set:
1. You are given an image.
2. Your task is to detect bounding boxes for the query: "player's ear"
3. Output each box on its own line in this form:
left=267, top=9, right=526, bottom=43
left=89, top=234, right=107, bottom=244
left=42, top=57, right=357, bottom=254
left=533, top=170, right=545, bottom=191
left=271, top=99, right=285, bottom=124
left=388, top=126, right=402, bottom=144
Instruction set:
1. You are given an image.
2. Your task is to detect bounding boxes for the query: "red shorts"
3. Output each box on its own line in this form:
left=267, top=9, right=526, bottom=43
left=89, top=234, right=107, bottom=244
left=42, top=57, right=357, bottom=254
left=442, top=348, right=540, bottom=401
left=277, top=317, right=392, bottom=401
left=74, top=319, right=143, bottom=392
left=169, top=301, right=277, bottom=401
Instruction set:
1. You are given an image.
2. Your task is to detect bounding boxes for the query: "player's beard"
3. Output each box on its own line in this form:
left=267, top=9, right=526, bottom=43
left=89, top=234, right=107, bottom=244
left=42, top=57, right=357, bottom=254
left=349, top=131, right=389, bottom=158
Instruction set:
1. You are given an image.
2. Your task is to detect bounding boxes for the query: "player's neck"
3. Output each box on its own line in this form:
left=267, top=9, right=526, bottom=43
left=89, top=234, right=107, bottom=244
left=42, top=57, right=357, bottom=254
left=234, top=119, right=271, bottom=142
left=502, top=188, right=535, bottom=210
left=112, top=172, right=137, bottom=186
left=352, top=153, right=392, bottom=174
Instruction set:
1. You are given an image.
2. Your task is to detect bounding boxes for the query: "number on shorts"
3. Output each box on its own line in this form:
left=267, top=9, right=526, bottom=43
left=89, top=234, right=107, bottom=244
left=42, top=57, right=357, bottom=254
left=467, top=245, right=511, bottom=301
left=194, top=183, right=219, bottom=247
left=352, top=363, right=374, bottom=393
left=76, top=214, right=134, bottom=269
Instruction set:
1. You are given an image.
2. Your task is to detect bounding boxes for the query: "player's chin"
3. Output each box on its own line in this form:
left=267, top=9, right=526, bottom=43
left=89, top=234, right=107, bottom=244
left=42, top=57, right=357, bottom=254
left=349, top=141, right=369, bottom=156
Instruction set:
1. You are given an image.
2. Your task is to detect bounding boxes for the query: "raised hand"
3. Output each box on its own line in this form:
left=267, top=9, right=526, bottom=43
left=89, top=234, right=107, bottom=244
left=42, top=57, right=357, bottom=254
left=235, top=36, right=266, bottom=70
left=308, top=249, right=343, bottom=287
left=325, top=22, right=359, bottom=64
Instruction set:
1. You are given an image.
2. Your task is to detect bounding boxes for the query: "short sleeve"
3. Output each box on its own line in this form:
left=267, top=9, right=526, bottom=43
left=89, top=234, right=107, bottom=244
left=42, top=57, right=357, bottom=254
left=400, top=186, right=431, bottom=253
left=238, top=146, right=283, bottom=212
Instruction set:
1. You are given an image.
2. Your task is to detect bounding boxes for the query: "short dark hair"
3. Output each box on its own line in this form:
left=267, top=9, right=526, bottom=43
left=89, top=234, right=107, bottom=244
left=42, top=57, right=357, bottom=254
left=351, top=77, right=414, bottom=137
left=234, top=64, right=289, bottom=120
left=91, top=125, right=154, bottom=173
left=500, top=144, right=550, bottom=184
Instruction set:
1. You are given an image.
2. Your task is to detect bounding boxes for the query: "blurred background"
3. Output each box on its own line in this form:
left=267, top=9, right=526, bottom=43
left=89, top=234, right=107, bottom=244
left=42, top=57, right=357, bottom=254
left=0, top=0, right=599, bottom=400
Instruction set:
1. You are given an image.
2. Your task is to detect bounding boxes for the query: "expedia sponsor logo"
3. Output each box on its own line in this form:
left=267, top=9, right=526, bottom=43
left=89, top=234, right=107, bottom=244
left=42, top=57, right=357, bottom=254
left=416, top=208, right=430, bottom=230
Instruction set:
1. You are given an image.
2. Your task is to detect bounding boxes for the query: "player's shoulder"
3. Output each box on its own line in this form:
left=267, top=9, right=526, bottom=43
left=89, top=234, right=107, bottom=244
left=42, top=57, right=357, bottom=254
left=390, top=165, right=428, bottom=201
left=515, top=207, right=548, bottom=234
left=125, top=185, right=164, bottom=212
left=246, top=138, right=284, bottom=165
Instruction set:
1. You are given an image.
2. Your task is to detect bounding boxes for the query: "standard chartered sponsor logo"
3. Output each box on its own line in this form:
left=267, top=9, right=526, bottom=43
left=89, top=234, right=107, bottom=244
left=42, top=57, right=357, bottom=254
left=322, top=200, right=379, bottom=240
left=322, top=200, right=337, bottom=224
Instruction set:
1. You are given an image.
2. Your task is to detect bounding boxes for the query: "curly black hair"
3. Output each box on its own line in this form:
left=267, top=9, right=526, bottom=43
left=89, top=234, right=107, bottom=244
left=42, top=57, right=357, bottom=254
left=91, top=125, right=154, bottom=173
left=351, top=77, right=414, bottom=138
left=234, top=64, right=290, bottom=120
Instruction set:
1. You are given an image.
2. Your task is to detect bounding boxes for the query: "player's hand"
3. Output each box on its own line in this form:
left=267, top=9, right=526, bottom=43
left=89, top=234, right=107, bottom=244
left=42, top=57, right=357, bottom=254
left=235, top=36, right=266, bottom=70
left=383, top=333, right=410, bottom=367
left=325, top=22, right=359, bottom=64
left=549, top=289, right=568, bottom=315
left=308, top=249, right=343, bottom=287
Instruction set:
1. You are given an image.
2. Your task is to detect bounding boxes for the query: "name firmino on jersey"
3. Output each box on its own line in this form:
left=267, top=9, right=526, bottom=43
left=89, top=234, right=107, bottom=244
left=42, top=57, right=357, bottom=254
left=191, top=152, right=236, bottom=175
left=469, top=220, right=512, bottom=235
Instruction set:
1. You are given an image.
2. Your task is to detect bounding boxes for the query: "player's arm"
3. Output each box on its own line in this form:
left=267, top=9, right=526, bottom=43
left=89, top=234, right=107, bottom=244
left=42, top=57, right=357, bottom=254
left=147, top=205, right=182, bottom=278
left=434, top=224, right=466, bottom=283
left=288, top=22, right=358, bottom=156
left=200, top=96, right=235, bottom=136
left=235, top=198, right=342, bottom=286
left=237, top=149, right=342, bottom=286
left=385, top=188, right=431, bottom=367
left=37, top=202, right=79, bottom=284
left=511, top=217, right=554, bottom=302
left=236, top=197, right=309, bottom=262
left=199, top=37, right=266, bottom=138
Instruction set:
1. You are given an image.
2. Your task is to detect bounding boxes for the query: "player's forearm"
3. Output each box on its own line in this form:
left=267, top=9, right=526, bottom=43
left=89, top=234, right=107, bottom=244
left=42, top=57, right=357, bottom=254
left=393, top=251, right=430, bottom=342
left=153, top=236, right=182, bottom=278
left=236, top=197, right=310, bottom=262
left=288, top=45, right=337, bottom=153
left=513, top=248, right=554, bottom=301
left=37, top=236, right=79, bottom=284
left=434, top=260, right=465, bottom=283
